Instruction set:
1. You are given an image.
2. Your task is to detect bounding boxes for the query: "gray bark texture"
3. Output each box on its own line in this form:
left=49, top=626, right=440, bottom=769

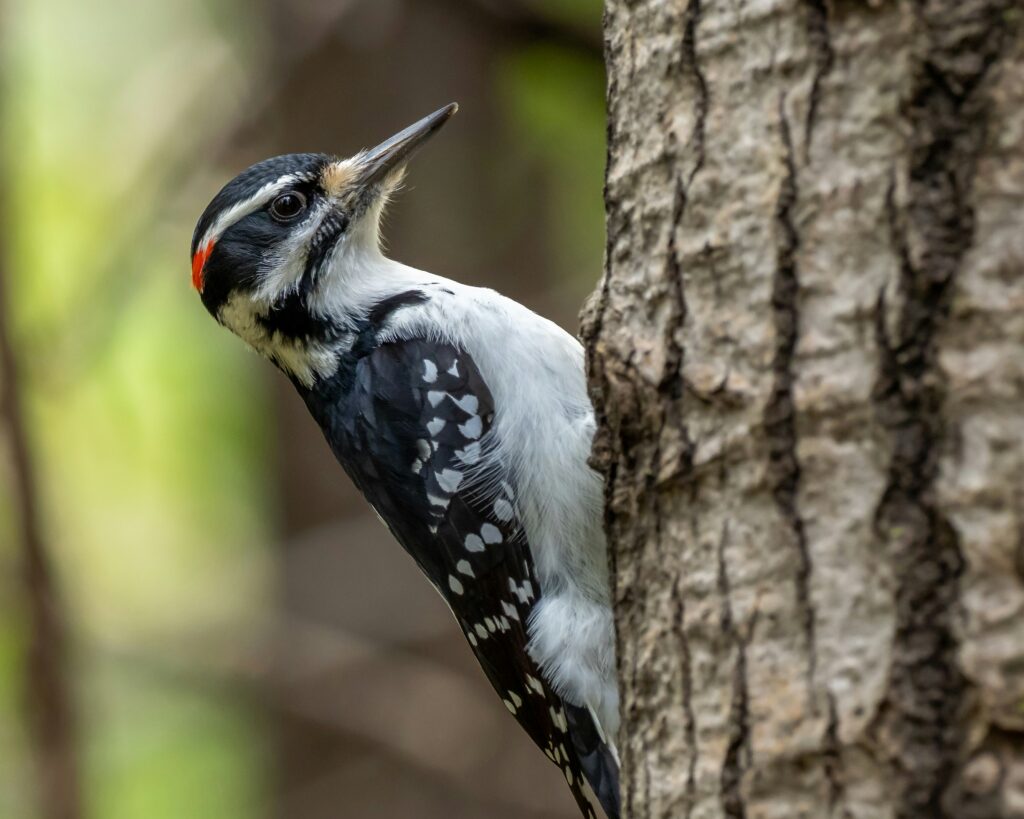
left=582, top=1, right=1024, bottom=817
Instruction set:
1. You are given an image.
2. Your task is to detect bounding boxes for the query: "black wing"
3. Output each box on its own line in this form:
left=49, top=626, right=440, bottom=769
left=307, top=335, right=617, bottom=819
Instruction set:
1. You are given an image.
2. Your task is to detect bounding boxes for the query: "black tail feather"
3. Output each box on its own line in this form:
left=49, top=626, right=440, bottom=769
left=564, top=702, right=620, bottom=819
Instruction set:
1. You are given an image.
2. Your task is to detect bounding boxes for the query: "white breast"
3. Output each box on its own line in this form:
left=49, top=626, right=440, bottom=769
left=365, top=260, right=619, bottom=740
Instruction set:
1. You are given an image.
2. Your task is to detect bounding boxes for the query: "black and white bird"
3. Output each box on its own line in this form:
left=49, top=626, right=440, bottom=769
left=191, top=104, right=619, bottom=818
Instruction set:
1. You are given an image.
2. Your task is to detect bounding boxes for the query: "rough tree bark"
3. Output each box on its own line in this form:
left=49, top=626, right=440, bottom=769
left=583, top=2, right=1024, bottom=817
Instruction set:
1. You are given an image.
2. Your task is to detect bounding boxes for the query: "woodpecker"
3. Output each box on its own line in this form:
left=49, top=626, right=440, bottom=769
left=191, top=104, right=619, bottom=818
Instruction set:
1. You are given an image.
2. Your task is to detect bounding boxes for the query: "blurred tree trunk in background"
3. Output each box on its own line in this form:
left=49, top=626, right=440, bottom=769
left=584, top=2, right=1024, bottom=817
left=1, top=264, right=81, bottom=819
left=0, top=56, right=82, bottom=819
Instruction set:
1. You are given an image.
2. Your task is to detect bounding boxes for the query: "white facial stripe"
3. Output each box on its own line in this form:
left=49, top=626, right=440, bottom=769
left=196, top=172, right=306, bottom=253
left=252, top=199, right=332, bottom=303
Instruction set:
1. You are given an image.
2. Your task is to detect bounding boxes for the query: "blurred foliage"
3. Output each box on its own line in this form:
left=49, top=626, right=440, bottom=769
left=0, top=0, right=603, bottom=817
left=498, top=44, right=605, bottom=288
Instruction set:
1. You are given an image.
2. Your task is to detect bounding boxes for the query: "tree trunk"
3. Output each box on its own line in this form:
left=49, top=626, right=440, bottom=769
left=583, top=2, right=1024, bottom=817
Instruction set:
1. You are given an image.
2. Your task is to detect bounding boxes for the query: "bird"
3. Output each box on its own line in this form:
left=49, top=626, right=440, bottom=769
left=190, top=103, right=619, bottom=819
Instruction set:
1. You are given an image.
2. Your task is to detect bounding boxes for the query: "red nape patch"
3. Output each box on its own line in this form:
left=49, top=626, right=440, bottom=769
left=191, top=241, right=214, bottom=291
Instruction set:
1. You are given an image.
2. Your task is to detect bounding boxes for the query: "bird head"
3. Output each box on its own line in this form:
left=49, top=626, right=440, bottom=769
left=189, top=103, right=457, bottom=382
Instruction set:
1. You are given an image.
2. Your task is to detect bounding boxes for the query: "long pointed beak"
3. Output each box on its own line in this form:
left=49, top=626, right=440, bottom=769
left=356, top=103, right=458, bottom=188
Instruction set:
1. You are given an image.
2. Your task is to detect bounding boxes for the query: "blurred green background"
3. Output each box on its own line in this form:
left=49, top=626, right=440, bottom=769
left=0, top=1, right=603, bottom=817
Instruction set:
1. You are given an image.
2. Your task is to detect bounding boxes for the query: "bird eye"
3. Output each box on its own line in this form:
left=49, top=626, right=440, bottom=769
left=269, top=191, right=307, bottom=222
